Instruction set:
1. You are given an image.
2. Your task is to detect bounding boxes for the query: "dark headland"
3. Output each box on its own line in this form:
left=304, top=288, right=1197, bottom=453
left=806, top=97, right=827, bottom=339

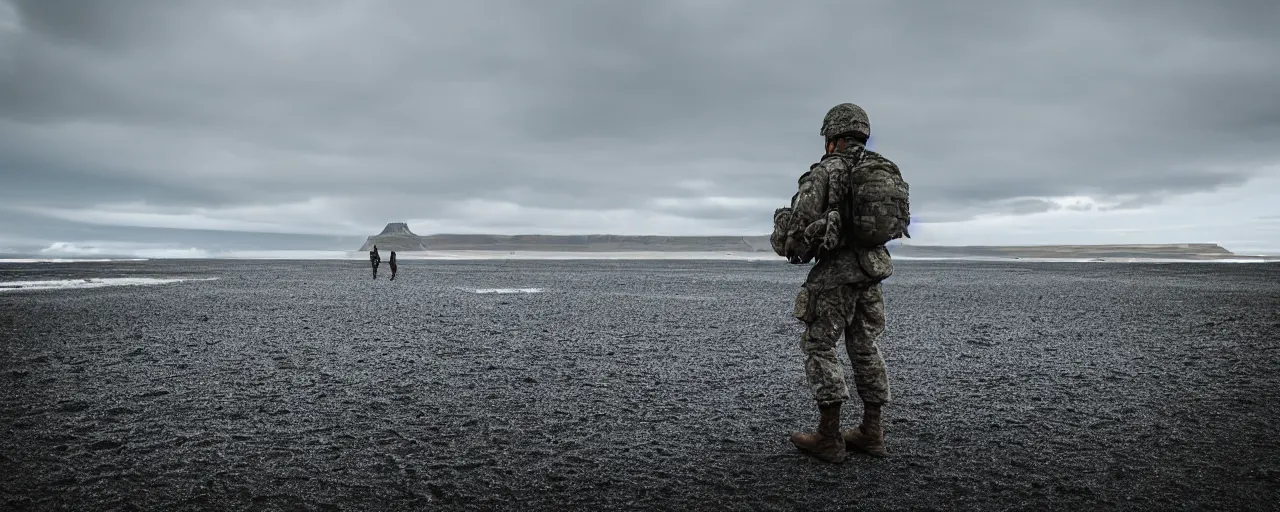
left=359, top=223, right=1255, bottom=260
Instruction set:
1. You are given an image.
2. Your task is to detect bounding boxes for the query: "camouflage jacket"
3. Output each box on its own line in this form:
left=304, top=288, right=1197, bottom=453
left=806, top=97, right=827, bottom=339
left=772, top=145, right=895, bottom=291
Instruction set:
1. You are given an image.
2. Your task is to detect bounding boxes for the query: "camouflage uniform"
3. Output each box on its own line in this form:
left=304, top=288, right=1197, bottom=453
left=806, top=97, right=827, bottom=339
left=773, top=103, right=906, bottom=462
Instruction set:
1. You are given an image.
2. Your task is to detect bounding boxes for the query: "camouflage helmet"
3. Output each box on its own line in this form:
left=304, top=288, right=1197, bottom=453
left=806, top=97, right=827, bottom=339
left=821, top=103, right=870, bottom=139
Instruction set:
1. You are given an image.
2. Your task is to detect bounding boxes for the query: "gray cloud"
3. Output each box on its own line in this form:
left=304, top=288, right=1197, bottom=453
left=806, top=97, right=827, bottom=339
left=1, top=0, right=1279, bottom=245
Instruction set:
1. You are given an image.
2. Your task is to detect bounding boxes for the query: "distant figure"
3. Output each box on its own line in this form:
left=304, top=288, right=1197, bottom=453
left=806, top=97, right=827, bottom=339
left=370, top=245, right=381, bottom=279
left=771, top=103, right=910, bottom=463
left=389, top=251, right=398, bottom=280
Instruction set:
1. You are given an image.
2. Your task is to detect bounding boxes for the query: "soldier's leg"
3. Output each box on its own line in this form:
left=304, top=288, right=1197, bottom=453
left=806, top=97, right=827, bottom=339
left=842, top=283, right=890, bottom=456
left=789, top=285, right=857, bottom=463
left=846, top=283, right=889, bottom=404
left=801, top=289, right=854, bottom=407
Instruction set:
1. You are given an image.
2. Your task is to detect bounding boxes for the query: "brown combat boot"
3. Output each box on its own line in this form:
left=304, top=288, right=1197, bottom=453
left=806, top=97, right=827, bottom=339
left=842, top=402, right=887, bottom=457
left=790, top=402, right=846, bottom=463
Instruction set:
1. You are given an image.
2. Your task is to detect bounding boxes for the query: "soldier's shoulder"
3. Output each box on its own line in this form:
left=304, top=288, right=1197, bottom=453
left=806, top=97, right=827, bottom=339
left=814, top=154, right=853, bottom=173
left=797, top=158, right=837, bottom=184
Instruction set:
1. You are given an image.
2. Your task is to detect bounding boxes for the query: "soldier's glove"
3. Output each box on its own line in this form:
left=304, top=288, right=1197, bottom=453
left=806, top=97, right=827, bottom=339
left=802, top=218, right=829, bottom=255
left=784, top=236, right=811, bottom=264
left=819, top=210, right=842, bottom=252
left=783, top=227, right=816, bottom=263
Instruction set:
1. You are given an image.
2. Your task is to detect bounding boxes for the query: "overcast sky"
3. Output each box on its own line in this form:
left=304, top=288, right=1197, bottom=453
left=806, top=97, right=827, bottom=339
left=2, top=0, right=1278, bottom=255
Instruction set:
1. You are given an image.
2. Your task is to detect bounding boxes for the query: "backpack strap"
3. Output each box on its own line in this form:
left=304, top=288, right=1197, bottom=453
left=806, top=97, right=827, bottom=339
left=835, top=147, right=867, bottom=248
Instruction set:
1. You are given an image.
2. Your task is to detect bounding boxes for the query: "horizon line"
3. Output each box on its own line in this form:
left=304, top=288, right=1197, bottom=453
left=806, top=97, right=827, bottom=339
left=368, top=232, right=1232, bottom=247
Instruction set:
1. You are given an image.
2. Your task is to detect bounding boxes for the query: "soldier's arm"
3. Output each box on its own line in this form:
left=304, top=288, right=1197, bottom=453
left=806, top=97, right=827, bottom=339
left=790, top=165, right=829, bottom=230
left=771, top=166, right=827, bottom=262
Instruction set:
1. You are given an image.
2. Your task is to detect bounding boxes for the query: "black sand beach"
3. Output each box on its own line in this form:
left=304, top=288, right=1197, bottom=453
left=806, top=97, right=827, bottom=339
left=2, top=259, right=1279, bottom=510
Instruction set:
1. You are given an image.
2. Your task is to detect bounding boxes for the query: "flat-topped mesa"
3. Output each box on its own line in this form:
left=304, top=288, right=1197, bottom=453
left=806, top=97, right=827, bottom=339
left=379, top=222, right=416, bottom=236
left=358, top=222, right=428, bottom=252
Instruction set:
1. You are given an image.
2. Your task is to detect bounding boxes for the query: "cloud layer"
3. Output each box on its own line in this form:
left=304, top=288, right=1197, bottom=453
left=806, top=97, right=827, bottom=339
left=2, top=0, right=1278, bottom=252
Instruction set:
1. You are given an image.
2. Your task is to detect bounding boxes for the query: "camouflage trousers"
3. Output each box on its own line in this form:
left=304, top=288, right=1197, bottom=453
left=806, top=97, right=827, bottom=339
left=794, top=282, right=890, bottom=407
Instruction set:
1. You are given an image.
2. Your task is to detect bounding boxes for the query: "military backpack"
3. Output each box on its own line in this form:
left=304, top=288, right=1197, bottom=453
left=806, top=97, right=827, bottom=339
left=835, top=148, right=911, bottom=248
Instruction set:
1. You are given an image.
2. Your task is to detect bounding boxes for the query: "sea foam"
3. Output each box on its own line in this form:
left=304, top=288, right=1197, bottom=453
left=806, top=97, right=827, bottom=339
left=0, top=277, right=218, bottom=293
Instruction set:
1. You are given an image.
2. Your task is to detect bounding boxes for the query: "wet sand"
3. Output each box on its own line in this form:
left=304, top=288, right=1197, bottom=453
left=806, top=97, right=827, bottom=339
left=2, top=259, right=1279, bottom=510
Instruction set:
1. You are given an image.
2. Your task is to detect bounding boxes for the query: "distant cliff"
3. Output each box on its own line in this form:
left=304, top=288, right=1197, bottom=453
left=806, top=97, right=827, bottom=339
left=887, top=243, right=1239, bottom=260
left=356, top=224, right=1243, bottom=259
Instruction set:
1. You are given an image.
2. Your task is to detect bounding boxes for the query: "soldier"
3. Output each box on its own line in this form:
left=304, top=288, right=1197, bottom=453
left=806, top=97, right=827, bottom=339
left=771, top=103, right=910, bottom=464
left=370, top=245, right=381, bottom=279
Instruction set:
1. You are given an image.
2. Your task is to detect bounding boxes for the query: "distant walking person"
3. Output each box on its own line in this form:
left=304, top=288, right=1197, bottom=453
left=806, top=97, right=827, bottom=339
left=370, top=245, right=381, bottom=279
left=389, top=251, right=398, bottom=280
